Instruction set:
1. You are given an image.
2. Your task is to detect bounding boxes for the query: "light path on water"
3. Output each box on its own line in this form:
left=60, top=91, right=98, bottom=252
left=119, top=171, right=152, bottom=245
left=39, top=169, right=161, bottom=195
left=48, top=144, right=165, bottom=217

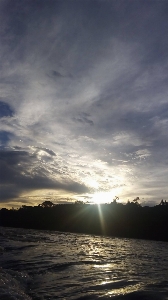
left=0, top=227, right=168, bottom=299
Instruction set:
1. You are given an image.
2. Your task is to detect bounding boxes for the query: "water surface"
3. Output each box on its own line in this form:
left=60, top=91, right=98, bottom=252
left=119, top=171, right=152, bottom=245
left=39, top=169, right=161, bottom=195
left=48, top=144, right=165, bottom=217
left=0, top=227, right=168, bottom=299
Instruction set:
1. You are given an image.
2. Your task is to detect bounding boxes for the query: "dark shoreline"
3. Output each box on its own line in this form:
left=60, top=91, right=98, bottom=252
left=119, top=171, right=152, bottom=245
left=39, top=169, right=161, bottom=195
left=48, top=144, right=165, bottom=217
left=1, top=202, right=168, bottom=242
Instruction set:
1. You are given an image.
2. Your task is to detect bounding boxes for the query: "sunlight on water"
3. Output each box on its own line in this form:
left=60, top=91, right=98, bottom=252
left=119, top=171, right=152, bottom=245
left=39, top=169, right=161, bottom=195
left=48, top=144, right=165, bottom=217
left=106, top=282, right=143, bottom=297
left=94, top=263, right=112, bottom=269
left=0, top=227, right=168, bottom=299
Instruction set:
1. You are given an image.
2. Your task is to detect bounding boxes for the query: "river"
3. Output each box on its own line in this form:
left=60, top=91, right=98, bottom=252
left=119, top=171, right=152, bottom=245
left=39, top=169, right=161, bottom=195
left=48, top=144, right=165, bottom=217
left=0, top=226, right=168, bottom=299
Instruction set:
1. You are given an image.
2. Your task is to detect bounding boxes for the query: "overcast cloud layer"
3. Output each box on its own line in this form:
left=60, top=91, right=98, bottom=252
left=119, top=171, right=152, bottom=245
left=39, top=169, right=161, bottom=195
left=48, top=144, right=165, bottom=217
left=1, top=0, right=168, bottom=207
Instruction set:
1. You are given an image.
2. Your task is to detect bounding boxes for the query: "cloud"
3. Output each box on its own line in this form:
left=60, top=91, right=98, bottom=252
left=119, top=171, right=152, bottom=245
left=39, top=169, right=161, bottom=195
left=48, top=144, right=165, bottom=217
left=0, top=101, right=13, bottom=117
left=0, top=131, right=13, bottom=145
left=34, top=147, right=56, bottom=156
left=0, top=1, right=168, bottom=206
left=50, top=70, right=64, bottom=78
left=73, top=113, right=94, bottom=126
left=0, top=149, right=89, bottom=202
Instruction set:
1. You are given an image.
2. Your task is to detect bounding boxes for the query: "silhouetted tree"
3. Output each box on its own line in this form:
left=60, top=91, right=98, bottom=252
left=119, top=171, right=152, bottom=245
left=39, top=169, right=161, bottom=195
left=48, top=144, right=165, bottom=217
left=133, top=197, right=141, bottom=206
left=159, top=199, right=168, bottom=206
left=75, top=200, right=84, bottom=204
left=40, top=201, right=55, bottom=208
left=112, top=196, right=119, bottom=204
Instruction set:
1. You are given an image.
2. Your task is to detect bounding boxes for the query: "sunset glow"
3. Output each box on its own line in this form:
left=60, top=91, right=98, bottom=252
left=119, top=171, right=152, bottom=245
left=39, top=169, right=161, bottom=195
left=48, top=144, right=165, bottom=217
left=91, top=191, right=119, bottom=204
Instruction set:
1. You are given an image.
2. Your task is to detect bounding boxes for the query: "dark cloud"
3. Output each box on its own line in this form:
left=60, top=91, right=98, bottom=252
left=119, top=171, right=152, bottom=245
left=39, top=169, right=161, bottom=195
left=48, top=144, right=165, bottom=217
left=0, top=131, right=13, bottom=145
left=0, top=186, right=20, bottom=202
left=0, top=149, right=89, bottom=202
left=0, top=101, right=13, bottom=117
left=73, top=113, right=94, bottom=126
left=51, top=70, right=64, bottom=78
left=1, top=1, right=168, bottom=66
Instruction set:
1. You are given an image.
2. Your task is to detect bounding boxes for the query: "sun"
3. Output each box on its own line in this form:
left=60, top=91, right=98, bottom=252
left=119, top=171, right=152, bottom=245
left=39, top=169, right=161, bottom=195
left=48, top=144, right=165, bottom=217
left=91, top=191, right=116, bottom=204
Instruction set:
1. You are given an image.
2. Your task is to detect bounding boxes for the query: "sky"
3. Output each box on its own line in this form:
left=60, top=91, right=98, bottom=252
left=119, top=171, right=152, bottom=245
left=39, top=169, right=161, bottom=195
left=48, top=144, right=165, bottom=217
left=1, top=0, right=168, bottom=208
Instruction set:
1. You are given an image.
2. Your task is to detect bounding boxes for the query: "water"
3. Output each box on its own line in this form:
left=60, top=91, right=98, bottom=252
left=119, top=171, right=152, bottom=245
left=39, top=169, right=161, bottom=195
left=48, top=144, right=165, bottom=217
left=0, top=227, right=168, bottom=299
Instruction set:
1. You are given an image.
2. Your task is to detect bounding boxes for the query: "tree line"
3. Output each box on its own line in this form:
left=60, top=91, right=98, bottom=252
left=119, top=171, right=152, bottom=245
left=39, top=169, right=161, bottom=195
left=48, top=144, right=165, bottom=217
left=0, top=199, right=168, bottom=242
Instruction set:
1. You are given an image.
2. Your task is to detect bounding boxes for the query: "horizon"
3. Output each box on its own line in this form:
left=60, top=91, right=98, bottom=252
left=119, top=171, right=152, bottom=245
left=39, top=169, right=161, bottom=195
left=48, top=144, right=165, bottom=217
left=1, top=197, right=167, bottom=210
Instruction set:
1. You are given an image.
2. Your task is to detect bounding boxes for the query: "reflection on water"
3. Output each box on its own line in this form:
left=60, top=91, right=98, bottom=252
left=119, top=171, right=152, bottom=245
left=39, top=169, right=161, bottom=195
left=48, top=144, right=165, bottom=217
left=0, top=227, right=168, bottom=299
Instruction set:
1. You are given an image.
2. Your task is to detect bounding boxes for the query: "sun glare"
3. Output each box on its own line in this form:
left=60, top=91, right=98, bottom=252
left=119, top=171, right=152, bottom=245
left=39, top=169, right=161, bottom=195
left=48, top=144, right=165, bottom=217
left=91, top=191, right=116, bottom=204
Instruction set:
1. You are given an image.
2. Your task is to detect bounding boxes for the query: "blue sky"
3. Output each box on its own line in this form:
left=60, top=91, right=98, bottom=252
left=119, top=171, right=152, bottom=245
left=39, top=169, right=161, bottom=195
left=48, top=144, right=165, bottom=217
left=1, top=0, right=168, bottom=207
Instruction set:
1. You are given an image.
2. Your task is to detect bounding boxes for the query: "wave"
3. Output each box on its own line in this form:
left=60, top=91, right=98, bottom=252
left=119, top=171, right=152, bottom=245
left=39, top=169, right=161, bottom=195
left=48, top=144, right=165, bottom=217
left=4, top=244, right=36, bottom=252
left=0, top=267, right=31, bottom=300
left=0, top=267, right=166, bottom=300
left=77, top=290, right=166, bottom=299
left=0, top=246, right=4, bottom=252
left=1, top=227, right=168, bottom=299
